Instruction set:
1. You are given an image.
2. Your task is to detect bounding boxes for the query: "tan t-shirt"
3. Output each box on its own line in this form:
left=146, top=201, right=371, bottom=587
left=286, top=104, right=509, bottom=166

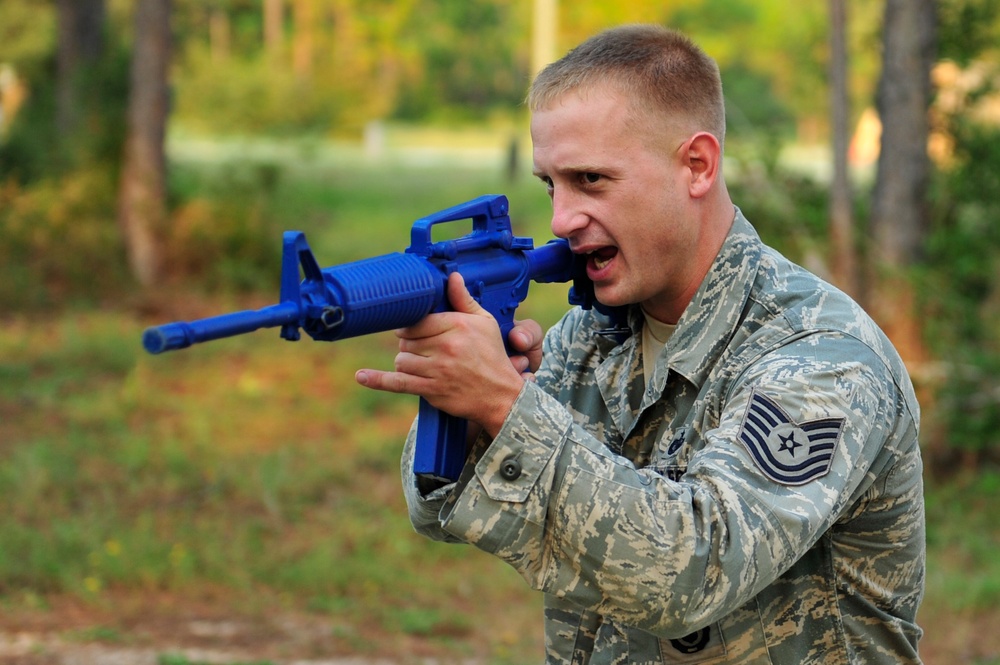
left=641, top=309, right=676, bottom=383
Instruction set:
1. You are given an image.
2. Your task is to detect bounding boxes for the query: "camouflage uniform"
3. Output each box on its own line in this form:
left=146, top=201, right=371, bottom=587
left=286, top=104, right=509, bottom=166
left=402, top=210, right=925, bottom=664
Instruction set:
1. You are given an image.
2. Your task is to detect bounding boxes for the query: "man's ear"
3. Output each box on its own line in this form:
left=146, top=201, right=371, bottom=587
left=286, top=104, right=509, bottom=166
left=684, top=132, right=721, bottom=199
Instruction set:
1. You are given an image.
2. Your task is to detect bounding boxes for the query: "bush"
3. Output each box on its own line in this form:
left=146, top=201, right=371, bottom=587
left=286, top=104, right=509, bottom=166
left=0, top=170, right=130, bottom=309
left=922, top=119, right=1000, bottom=462
left=162, top=159, right=285, bottom=294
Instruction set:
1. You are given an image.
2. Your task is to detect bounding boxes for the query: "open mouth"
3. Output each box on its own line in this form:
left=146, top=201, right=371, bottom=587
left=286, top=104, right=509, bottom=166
left=589, top=247, right=619, bottom=272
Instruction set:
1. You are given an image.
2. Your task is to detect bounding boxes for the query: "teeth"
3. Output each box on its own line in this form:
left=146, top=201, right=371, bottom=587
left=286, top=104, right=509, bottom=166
left=590, top=251, right=612, bottom=270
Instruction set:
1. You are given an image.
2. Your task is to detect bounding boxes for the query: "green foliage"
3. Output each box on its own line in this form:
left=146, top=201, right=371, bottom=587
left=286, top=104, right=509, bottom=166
left=671, top=0, right=833, bottom=126
left=0, top=25, right=130, bottom=183
left=0, top=0, right=56, bottom=76
left=922, top=0, right=1000, bottom=459
left=925, top=472, right=1000, bottom=610
left=923, top=117, right=1000, bottom=456
left=161, top=0, right=852, bottom=137
left=0, top=170, right=131, bottom=309
left=0, top=1, right=133, bottom=308
left=164, top=159, right=285, bottom=292
left=391, top=0, right=530, bottom=123
left=722, top=62, right=797, bottom=175
left=172, top=47, right=358, bottom=137
left=0, top=76, right=59, bottom=182
left=727, top=170, right=832, bottom=266
left=938, top=0, right=1000, bottom=65
left=671, top=0, right=759, bottom=47
left=169, top=0, right=534, bottom=134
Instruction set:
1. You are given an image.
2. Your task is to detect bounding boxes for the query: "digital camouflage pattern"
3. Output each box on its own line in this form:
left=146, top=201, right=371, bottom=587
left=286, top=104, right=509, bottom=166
left=402, top=210, right=925, bottom=664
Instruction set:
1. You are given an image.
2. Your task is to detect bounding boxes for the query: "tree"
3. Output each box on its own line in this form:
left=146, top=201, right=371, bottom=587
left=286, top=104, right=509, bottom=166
left=264, top=0, right=283, bottom=58
left=291, top=0, right=314, bottom=78
left=920, top=0, right=1000, bottom=470
left=868, top=0, right=936, bottom=362
left=872, top=0, right=937, bottom=269
left=827, top=0, right=857, bottom=297
left=117, top=0, right=172, bottom=288
left=56, top=0, right=105, bottom=140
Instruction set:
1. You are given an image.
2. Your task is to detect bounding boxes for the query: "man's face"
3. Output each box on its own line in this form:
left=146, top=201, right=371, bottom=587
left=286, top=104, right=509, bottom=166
left=530, top=86, right=705, bottom=324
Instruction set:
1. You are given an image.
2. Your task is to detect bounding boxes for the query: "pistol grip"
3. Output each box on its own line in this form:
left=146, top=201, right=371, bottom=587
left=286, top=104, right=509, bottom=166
left=413, top=397, right=469, bottom=482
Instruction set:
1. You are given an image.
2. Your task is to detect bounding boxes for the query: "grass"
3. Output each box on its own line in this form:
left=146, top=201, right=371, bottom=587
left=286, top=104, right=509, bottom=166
left=4, top=312, right=998, bottom=663
left=1, top=130, right=998, bottom=663
left=0, top=309, right=543, bottom=659
left=924, top=471, right=1000, bottom=610
left=0, top=135, right=556, bottom=660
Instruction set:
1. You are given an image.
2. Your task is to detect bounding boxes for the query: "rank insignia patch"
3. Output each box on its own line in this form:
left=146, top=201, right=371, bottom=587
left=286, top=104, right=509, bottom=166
left=738, top=389, right=844, bottom=485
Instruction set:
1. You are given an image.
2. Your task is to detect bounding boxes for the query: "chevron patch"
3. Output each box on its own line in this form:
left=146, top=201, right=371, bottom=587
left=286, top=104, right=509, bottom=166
left=738, top=389, right=844, bottom=486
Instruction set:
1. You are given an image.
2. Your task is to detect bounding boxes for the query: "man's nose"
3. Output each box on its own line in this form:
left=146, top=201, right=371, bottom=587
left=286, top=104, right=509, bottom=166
left=550, top=192, right=588, bottom=239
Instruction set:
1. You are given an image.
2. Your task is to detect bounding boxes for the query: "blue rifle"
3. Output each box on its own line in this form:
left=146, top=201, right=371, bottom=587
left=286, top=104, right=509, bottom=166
left=142, top=194, right=605, bottom=482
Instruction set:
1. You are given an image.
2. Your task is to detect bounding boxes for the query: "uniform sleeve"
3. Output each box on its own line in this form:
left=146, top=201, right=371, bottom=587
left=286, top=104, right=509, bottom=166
left=399, top=307, right=589, bottom=545
left=399, top=407, right=510, bottom=546
left=399, top=422, right=458, bottom=543
left=437, top=331, right=914, bottom=639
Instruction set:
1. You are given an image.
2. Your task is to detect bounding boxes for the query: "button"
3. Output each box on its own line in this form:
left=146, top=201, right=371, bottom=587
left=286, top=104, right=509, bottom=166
left=670, top=627, right=710, bottom=654
left=499, top=455, right=522, bottom=481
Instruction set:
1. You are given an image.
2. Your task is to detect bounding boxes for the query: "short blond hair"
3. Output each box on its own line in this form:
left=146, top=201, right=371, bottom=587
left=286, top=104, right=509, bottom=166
left=528, top=24, right=726, bottom=148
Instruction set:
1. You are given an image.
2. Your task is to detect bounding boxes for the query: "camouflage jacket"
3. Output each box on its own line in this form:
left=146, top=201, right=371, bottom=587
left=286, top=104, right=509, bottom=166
left=401, top=210, right=925, bottom=664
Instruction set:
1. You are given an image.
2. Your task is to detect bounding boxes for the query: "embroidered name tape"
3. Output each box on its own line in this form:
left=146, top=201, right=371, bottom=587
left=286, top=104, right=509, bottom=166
left=738, top=389, right=844, bottom=485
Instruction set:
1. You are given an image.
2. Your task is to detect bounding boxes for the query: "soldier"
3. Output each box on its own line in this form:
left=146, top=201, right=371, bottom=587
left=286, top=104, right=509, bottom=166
left=356, top=24, right=925, bottom=664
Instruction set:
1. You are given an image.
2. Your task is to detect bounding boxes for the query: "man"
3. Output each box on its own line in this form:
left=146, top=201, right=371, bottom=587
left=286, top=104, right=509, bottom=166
left=356, top=24, right=925, bottom=664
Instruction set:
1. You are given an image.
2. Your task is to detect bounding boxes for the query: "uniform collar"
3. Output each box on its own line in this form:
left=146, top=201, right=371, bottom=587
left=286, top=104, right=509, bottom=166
left=660, top=208, right=761, bottom=389
left=592, top=209, right=761, bottom=438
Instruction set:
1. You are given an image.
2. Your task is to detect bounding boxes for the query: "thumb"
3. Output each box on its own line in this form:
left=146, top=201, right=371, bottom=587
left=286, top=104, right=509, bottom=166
left=447, top=272, right=487, bottom=316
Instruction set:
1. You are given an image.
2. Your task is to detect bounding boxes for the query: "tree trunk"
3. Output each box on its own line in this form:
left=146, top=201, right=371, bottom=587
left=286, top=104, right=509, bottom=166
left=209, top=8, right=231, bottom=63
left=56, top=0, right=105, bottom=140
left=292, top=0, right=315, bottom=79
left=117, top=0, right=171, bottom=288
left=871, top=0, right=936, bottom=269
left=532, top=0, right=558, bottom=76
left=828, top=0, right=857, bottom=298
left=264, top=0, right=284, bottom=58
left=868, top=0, right=936, bottom=370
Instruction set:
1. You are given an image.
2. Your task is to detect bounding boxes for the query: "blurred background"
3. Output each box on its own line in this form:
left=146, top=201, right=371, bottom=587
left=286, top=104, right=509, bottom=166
left=1, top=0, right=999, bottom=663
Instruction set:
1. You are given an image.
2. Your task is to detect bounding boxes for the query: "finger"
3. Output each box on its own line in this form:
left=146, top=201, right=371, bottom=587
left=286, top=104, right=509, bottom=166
left=355, top=369, right=418, bottom=394
left=509, top=354, right=530, bottom=375
left=393, top=349, right=439, bottom=379
left=446, top=272, right=488, bottom=316
left=394, top=316, right=450, bottom=346
left=509, top=318, right=544, bottom=372
left=508, top=319, right=543, bottom=353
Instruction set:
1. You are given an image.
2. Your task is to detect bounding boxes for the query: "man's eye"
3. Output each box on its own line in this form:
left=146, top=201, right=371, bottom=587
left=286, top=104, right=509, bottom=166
left=540, top=176, right=554, bottom=192
left=583, top=173, right=601, bottom=184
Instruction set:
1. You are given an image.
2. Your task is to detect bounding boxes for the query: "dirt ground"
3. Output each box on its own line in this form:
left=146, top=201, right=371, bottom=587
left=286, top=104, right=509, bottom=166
left=0, top=591, right=536, bottom=665
left=916, top=604, right=1000, bottom=665
left=0, top=592, right=997, bottom=665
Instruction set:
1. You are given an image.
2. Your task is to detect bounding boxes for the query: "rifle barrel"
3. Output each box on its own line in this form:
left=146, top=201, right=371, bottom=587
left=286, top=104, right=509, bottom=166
left=142, top=302, right=301, bottom=354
